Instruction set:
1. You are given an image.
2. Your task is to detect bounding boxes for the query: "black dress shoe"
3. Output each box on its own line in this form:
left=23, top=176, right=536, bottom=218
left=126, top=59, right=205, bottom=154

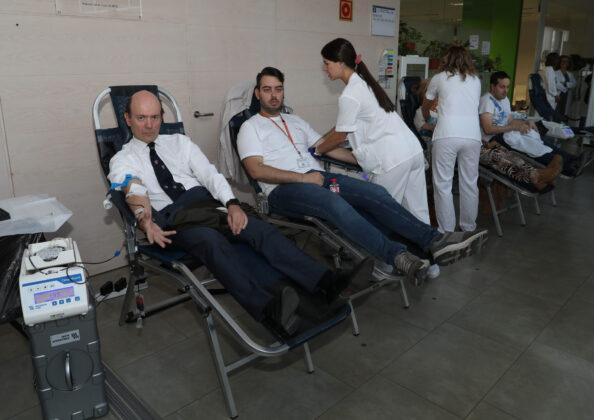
left=267, top=286, right=301, bottom=337
left=319, top=257, right=374, bottom=304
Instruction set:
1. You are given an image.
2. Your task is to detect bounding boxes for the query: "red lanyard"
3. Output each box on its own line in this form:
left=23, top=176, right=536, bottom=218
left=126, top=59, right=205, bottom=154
left=261, top=112, right=303, bottom=158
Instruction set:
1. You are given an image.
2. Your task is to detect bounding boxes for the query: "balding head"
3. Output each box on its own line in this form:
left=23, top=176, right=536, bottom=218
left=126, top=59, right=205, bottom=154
left=124, top=90, right=163, bottom=143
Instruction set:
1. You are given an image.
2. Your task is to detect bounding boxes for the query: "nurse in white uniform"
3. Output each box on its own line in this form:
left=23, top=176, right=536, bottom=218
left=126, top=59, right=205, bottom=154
left=315, top=38, right=439, bottom=278
left=422, top=42, right=481, bottom=233
left=315, top=38, right=429, bottom=225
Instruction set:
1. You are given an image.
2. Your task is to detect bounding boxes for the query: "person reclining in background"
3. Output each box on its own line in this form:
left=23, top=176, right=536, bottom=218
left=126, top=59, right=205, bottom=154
left=108, top=90, right=374, bottom=337
left=413, top=79, right=561, bottom=191
left=237, top=66, right=488, bottom=287
left=479, top=71, right=592, bottom=177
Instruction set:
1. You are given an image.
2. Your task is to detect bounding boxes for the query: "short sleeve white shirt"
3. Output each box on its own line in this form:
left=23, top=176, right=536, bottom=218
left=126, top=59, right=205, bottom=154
left=108, top=133, right=236, bottom=211
left=237, top=113, right=323, bottom=196
left=336, top=73, right=422, bottom=174
left=478, top=93, right=511, bottom=140
left=425, top=71, right=481, bottom=141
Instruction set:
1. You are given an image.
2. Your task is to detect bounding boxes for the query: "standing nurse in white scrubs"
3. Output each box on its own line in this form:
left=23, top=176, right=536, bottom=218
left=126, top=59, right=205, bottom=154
left=314, top=38, right=429, bottom=225
left=422, top=43, right=481, bottom=233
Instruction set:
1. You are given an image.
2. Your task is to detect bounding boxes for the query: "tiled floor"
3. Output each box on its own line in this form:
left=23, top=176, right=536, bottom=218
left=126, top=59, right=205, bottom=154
left=2, top=158, right=593, bottom=420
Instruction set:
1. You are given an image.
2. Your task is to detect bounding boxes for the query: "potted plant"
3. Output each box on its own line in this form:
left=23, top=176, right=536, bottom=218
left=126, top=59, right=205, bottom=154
left=398, top=22, right=424, bottom=56
left=422, top=40, right=450, bottom=69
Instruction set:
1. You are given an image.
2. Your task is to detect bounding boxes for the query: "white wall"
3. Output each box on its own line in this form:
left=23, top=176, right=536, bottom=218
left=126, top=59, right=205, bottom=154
left=0, top=0, right=399, bottom=274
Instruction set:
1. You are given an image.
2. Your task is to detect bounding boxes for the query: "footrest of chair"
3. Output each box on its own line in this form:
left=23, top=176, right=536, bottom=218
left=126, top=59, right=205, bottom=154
left=263, top=303, right=351, bottom=350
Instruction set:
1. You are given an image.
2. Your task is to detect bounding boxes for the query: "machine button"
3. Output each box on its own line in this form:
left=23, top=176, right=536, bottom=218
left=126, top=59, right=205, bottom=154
left=52, top=301, right=58, bottom=306
left=66, top=298, right=71, bottom=303
left=59, top=300, right=64, bottom=304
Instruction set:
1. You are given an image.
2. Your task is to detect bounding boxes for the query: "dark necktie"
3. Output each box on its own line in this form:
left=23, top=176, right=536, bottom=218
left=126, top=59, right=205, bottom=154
left=147, top=142, right=185, bottom=201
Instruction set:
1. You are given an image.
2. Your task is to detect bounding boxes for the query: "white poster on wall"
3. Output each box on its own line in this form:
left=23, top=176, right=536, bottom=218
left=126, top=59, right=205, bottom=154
left=55, top=0, right=142, bottom=20
left=469, top=35, right=479, bottom=50
left=481, top=41, right=491, bottom=55
left=371, top=5, right=396, bottom=37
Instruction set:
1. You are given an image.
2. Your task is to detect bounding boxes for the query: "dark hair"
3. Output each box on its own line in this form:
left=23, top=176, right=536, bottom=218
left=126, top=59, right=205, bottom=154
left=559, top=55, right=571, bottom=70
left=545, top=52, right=560, bottom=68
left=125, top=90, right=164, bottom=116
left=490, top=71, right=510, bottom=86
left=256, top=67, right=285, bottom=89
left=321, top=38, right=395, bottom=113
left=438, top=43, right=476, bottom=81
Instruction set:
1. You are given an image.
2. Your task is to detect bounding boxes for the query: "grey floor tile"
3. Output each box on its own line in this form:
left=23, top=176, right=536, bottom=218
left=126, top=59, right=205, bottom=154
left=305, top=303, right=427, bottom=387
left=98, top=314, right=187, bottom=369
left=6, top=405, right=42, bottom=420
left=365, top=275, right=483, bottom=332
left=0, top=323, right=29, bottom=363
left=486, top=343, right=594, bottom=420
left=381, top=323, right=519, bottom=418
left=465, top=402, right=518, bottom=420
left=192, top=360, right=353, bottom=420
left=495, top=263, right=585, bottom=306
left=113, top=334, right=225, bottom=417
left=442, top=263, right=505, bottom=292
left=0, top=354, right=39, bottom=419
left=163, top=412, right=188, bottom=420
left=175, top=399, right=242, bottom=420
left=574, top=272, right=594, bottom=305
left=450, top=285, right=560, bottom=349
left=536, top=298, right=594, bottom=364
left=319, top=375, right=460, bottom=420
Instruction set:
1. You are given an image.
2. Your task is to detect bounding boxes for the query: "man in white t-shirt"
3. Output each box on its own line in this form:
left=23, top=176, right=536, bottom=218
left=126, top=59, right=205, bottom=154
left=479, top=71, right=584, bottom=176
left=237, top=67, right=488, bottom=286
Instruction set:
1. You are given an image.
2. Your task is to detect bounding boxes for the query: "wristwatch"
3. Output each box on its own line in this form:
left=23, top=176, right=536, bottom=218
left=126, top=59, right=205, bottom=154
left=225, top=198, right=240, bottom=208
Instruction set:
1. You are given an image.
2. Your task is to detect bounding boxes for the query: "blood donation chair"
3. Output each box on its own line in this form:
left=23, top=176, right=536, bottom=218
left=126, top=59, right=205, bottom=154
left=397, top=77, right=557, bottom=237
left=222, top=83, right=411, bottom=329
left=92, top=85, right=352, bottom=418
left=528, top=73, right=567, bottom=123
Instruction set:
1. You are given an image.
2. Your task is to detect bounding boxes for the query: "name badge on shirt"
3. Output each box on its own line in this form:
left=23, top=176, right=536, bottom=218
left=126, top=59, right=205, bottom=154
left=296, top=157, right=311, bottom=169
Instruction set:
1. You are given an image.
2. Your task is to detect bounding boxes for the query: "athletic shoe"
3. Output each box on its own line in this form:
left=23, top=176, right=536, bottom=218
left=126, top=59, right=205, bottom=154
left=393, top=251, right=430, bottom=286
left=427, top=264, right=440, bottom=279
left=429, top=229, right=488, bottom=266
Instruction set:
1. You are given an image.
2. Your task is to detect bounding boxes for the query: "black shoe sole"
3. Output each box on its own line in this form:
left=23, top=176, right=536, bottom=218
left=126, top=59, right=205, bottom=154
left=279, top=287, right=300, bottom=335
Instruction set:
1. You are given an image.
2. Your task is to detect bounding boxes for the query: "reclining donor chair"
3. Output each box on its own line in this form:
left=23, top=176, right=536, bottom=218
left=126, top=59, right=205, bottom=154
left=397, top=76, right=557, bottom=237
left=92, top=85, right=352, bottom=418
left=220, top=82, right=412, bottom=333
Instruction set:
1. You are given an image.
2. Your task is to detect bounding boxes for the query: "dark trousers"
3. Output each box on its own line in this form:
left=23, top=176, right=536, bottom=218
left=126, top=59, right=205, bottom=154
left=156, top=187, right=327, bottom=321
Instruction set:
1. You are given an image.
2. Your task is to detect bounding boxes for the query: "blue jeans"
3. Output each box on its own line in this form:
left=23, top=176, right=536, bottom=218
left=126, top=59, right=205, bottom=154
left=268, top=171, right=440, bottom=265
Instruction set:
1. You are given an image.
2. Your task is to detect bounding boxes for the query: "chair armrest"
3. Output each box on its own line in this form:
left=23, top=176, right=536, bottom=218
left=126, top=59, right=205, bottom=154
left=317, top=155, right=363, bottom=172
left=107, top=190, right=136, bottom=226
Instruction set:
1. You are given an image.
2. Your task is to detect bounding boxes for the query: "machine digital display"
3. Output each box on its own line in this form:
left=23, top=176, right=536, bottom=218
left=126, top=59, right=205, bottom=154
left=34, top=286, right=75, bottom=304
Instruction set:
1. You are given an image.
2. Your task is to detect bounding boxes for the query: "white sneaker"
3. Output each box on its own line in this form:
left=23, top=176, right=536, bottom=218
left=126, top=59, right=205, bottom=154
left=427, top=264, right=440, bottom=279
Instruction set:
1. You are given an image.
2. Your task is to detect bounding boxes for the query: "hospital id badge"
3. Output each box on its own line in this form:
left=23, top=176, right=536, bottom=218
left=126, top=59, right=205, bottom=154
left=296, top=157, right=311, bottom=169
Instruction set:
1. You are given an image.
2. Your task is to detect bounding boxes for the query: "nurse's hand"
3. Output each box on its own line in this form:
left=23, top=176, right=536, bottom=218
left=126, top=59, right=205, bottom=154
left=301, top=172, right=324, bottom=186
